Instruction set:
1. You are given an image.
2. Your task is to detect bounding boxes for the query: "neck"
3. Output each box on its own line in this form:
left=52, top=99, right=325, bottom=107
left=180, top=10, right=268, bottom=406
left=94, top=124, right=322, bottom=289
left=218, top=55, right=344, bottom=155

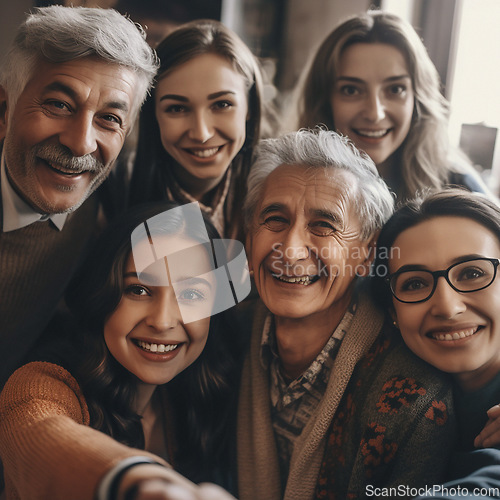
left=377, top=149, right=403, bottom=195
left=377, top=155, right=396, bottom=181
left=133, top=382, right=158, bottom=416
left=274, top=292, right=352, bottom=380
left=171, top=161, right=226, bottom=203
left=454, top=360, right=500, bottom=393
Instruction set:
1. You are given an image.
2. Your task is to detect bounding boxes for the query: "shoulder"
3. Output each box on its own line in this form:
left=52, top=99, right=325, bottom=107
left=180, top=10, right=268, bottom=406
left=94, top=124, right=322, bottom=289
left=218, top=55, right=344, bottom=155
left=0, top=360, right=89, bottom=424
left=352, top=324, right=454, bottom=422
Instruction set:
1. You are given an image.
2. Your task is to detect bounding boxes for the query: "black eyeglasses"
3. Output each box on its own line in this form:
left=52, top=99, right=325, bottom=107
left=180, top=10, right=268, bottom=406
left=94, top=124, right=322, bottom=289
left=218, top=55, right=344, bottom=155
left=387, top=257, right=500, bottom=304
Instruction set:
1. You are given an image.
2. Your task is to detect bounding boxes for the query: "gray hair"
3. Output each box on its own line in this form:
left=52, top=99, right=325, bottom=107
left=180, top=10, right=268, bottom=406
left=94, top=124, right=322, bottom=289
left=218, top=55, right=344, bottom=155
left=244, top=129, right=395, bottom=239
left=0, top=5, right=159, bottom=120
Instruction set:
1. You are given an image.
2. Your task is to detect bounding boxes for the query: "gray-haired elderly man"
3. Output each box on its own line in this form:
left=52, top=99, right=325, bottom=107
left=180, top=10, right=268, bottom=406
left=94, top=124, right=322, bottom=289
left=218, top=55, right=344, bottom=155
left=237, top=129, right=457, bottom=499
left=0, top=6, right=157, bottom=387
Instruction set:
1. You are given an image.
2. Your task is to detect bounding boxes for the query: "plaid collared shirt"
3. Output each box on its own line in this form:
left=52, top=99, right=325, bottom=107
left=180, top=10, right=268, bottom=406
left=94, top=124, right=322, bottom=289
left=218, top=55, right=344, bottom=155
left=260, top=301, right=356, bottom=489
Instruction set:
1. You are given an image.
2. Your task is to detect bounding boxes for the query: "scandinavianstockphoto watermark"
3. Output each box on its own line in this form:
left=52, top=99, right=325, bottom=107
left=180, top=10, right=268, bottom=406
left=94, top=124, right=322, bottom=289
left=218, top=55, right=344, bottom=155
left=366, top=484, right=500, bottom=498
left=269, top=243, right=400, bottom=279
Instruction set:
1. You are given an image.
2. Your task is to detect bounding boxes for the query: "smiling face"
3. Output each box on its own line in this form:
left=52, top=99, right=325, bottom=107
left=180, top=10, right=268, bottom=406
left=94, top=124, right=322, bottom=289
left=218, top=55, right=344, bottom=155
left=390, top=216, right=500, bottom=391
left=104, top=234, right=215, bottom=387
left=330, top=43, right=414, bottom=172
left=247, top=164, right=374, bottom=324
left=155, top=53, right=249, bottom=196
left=1, top=56, right=138, bottom=214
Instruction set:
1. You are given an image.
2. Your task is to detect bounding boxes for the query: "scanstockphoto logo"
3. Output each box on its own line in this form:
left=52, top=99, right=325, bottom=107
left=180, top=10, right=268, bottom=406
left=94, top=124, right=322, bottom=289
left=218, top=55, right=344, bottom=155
left=366, top=484, right=500, bottom=498
left=130, top=202, right=251, bottom=324
left=269, top=243, right=400, bottom=279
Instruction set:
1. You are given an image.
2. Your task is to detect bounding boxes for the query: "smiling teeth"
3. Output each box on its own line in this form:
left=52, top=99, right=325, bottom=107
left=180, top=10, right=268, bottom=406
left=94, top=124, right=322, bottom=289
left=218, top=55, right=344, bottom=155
left=136, top=340, right=180, bottom=353
left=431, top=327, right=478, bottom=341
left=275, top=275, right=314, bottom=285
left=190, top=147, right=219, bottom=158
left=357, top=129, right=388, bottom=138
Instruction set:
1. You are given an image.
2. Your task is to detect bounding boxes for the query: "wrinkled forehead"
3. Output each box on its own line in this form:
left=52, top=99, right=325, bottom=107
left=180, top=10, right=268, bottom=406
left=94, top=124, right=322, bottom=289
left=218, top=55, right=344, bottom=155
left=257, top=164, right=358, bottom=214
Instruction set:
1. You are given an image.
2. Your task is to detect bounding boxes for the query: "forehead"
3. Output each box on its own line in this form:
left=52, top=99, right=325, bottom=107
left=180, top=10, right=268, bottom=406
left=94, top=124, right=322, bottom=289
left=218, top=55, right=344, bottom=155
left=338, top=42, right=409, bottom=77
left=129, top=233, right=214, bottom=282
left=156, top=53, right=248, bottom=94
left=391, top=216, right=500, bottom=270
left=21, top=56, right=138, bottom=112
left=257, top=164, right=357, bottom=215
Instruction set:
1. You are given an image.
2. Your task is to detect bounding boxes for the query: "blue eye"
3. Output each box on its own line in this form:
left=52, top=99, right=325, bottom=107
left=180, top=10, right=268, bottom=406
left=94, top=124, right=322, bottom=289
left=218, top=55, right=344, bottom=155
left=178, top=288, right=205, bottom=301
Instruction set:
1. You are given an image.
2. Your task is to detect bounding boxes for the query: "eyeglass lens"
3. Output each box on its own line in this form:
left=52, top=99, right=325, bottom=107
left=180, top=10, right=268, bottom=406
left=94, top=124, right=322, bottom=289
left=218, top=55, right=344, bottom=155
left=391, top=258, right=496, bottom=303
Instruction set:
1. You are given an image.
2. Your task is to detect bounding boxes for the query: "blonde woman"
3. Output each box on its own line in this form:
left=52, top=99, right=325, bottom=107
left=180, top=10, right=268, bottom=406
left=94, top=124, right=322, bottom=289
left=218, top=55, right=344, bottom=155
left=292, top=11, right=487, bottom=200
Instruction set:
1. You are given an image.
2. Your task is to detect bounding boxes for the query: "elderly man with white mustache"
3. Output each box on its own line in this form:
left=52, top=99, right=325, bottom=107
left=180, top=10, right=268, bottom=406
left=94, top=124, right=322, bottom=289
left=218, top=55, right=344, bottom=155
left=0, top=5, right=158, bottom=388
left=237, top=129, right=457, bottom=499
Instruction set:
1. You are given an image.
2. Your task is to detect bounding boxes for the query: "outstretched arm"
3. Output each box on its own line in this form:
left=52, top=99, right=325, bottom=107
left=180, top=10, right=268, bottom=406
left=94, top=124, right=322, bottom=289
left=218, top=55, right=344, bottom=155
left=1, top=361, right=236, bottom=500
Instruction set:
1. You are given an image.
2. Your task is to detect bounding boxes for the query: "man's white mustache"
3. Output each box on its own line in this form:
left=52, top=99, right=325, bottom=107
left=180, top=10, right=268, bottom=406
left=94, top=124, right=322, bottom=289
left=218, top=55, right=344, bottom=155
left=33, top=143, right=104, bottom=172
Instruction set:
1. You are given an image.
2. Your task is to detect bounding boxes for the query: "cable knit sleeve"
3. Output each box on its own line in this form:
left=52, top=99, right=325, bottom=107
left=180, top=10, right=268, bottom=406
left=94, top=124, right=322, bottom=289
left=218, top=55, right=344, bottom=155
left=0, top=361, right=168, bottom=500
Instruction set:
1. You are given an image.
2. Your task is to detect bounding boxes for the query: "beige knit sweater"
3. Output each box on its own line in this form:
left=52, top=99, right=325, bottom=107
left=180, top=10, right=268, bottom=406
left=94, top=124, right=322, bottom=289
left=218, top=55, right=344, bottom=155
left=0, top=362, right=168, bottom=500
left=237, top=293, right=384, bottom=500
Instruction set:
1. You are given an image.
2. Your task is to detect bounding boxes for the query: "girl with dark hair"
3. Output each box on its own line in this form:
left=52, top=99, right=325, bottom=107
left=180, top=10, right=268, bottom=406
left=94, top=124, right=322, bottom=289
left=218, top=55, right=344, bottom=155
left=129, top=19, right=274, bottom=241
left=371, top=189, right=500, bottom=485
left=0, top=201, right=240, bottom=500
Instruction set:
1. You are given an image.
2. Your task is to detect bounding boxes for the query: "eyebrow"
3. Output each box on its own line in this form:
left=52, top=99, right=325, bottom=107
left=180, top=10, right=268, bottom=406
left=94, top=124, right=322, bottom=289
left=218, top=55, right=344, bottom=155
left=259, top=203, right=285, bottom=217
left=159, top=90, right=236, bottom=103
left=336, top=75, right=410, bottom=84
left=175, top=276, right=213, bottom=289
left=393, top=254, right=489, bottom=274
left=309, top=208, right=341, bottom=224
left=44, top=81, right=129, bottom=112
left=124, top=271, right=164, bottom=283
left=124, top=272, right=213, bottom=289
left=208, top=90, right=236, bottom=100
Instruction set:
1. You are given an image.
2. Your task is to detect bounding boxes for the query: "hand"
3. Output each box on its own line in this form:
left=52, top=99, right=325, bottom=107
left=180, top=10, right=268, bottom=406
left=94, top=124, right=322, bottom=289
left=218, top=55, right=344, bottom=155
left=125, top=481, right=237, bottom=500
left=117, top=464, right=236, bottom=500
left=474, top=404, right=500, bottom=448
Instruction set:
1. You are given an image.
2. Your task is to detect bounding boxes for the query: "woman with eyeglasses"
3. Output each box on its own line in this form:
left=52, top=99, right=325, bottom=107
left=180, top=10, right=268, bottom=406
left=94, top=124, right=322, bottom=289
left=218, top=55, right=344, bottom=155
left=371, top=189, right=500, bottom=489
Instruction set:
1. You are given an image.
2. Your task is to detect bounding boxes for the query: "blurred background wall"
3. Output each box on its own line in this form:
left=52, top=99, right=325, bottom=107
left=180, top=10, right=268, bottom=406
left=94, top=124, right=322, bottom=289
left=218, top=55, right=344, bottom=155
left=1, top=0, right=498, bottom=189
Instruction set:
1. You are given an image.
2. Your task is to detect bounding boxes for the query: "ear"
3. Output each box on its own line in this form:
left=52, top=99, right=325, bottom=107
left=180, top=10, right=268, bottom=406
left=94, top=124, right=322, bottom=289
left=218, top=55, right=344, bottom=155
left=355, top=232, right=378, bottom=277
left=0, top=86, right=8, bottom=139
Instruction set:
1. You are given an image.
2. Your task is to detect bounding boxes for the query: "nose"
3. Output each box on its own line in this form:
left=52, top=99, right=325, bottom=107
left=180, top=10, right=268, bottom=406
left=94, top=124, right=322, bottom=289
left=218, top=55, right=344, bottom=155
left=363, top=92, right=386, bottom=123
left=145, top=288, right=182, bottom=331
left=281, top=224, right=310, bottom=264
left=429, top=277, right=467, bottom=319
left=59, top=113, right=97, bottom=157
left=188, top=110, right=213, bottom=143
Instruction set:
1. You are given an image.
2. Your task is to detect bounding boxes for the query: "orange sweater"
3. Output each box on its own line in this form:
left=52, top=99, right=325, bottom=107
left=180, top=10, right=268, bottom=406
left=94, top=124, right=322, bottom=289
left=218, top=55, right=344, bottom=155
left=0, top=361, right=168, bottom=500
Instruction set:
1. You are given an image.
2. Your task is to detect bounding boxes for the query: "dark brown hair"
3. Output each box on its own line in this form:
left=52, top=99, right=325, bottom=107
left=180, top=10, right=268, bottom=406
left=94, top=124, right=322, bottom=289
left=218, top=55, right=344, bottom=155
left=371, top=189, right=500, bottom=309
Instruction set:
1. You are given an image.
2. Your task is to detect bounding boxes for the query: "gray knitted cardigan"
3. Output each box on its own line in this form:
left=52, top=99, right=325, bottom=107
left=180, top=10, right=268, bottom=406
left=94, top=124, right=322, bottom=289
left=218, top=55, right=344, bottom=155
left=237, top=292, right=456, bottom=500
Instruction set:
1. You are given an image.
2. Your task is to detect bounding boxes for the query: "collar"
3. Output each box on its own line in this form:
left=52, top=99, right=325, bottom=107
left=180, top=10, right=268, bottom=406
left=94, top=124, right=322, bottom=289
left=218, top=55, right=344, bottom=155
left=1, top=151, right=67, bottom=232
left=259, top=298, right=358, bottom=372
left=165, top=168, right=231, bottom=237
